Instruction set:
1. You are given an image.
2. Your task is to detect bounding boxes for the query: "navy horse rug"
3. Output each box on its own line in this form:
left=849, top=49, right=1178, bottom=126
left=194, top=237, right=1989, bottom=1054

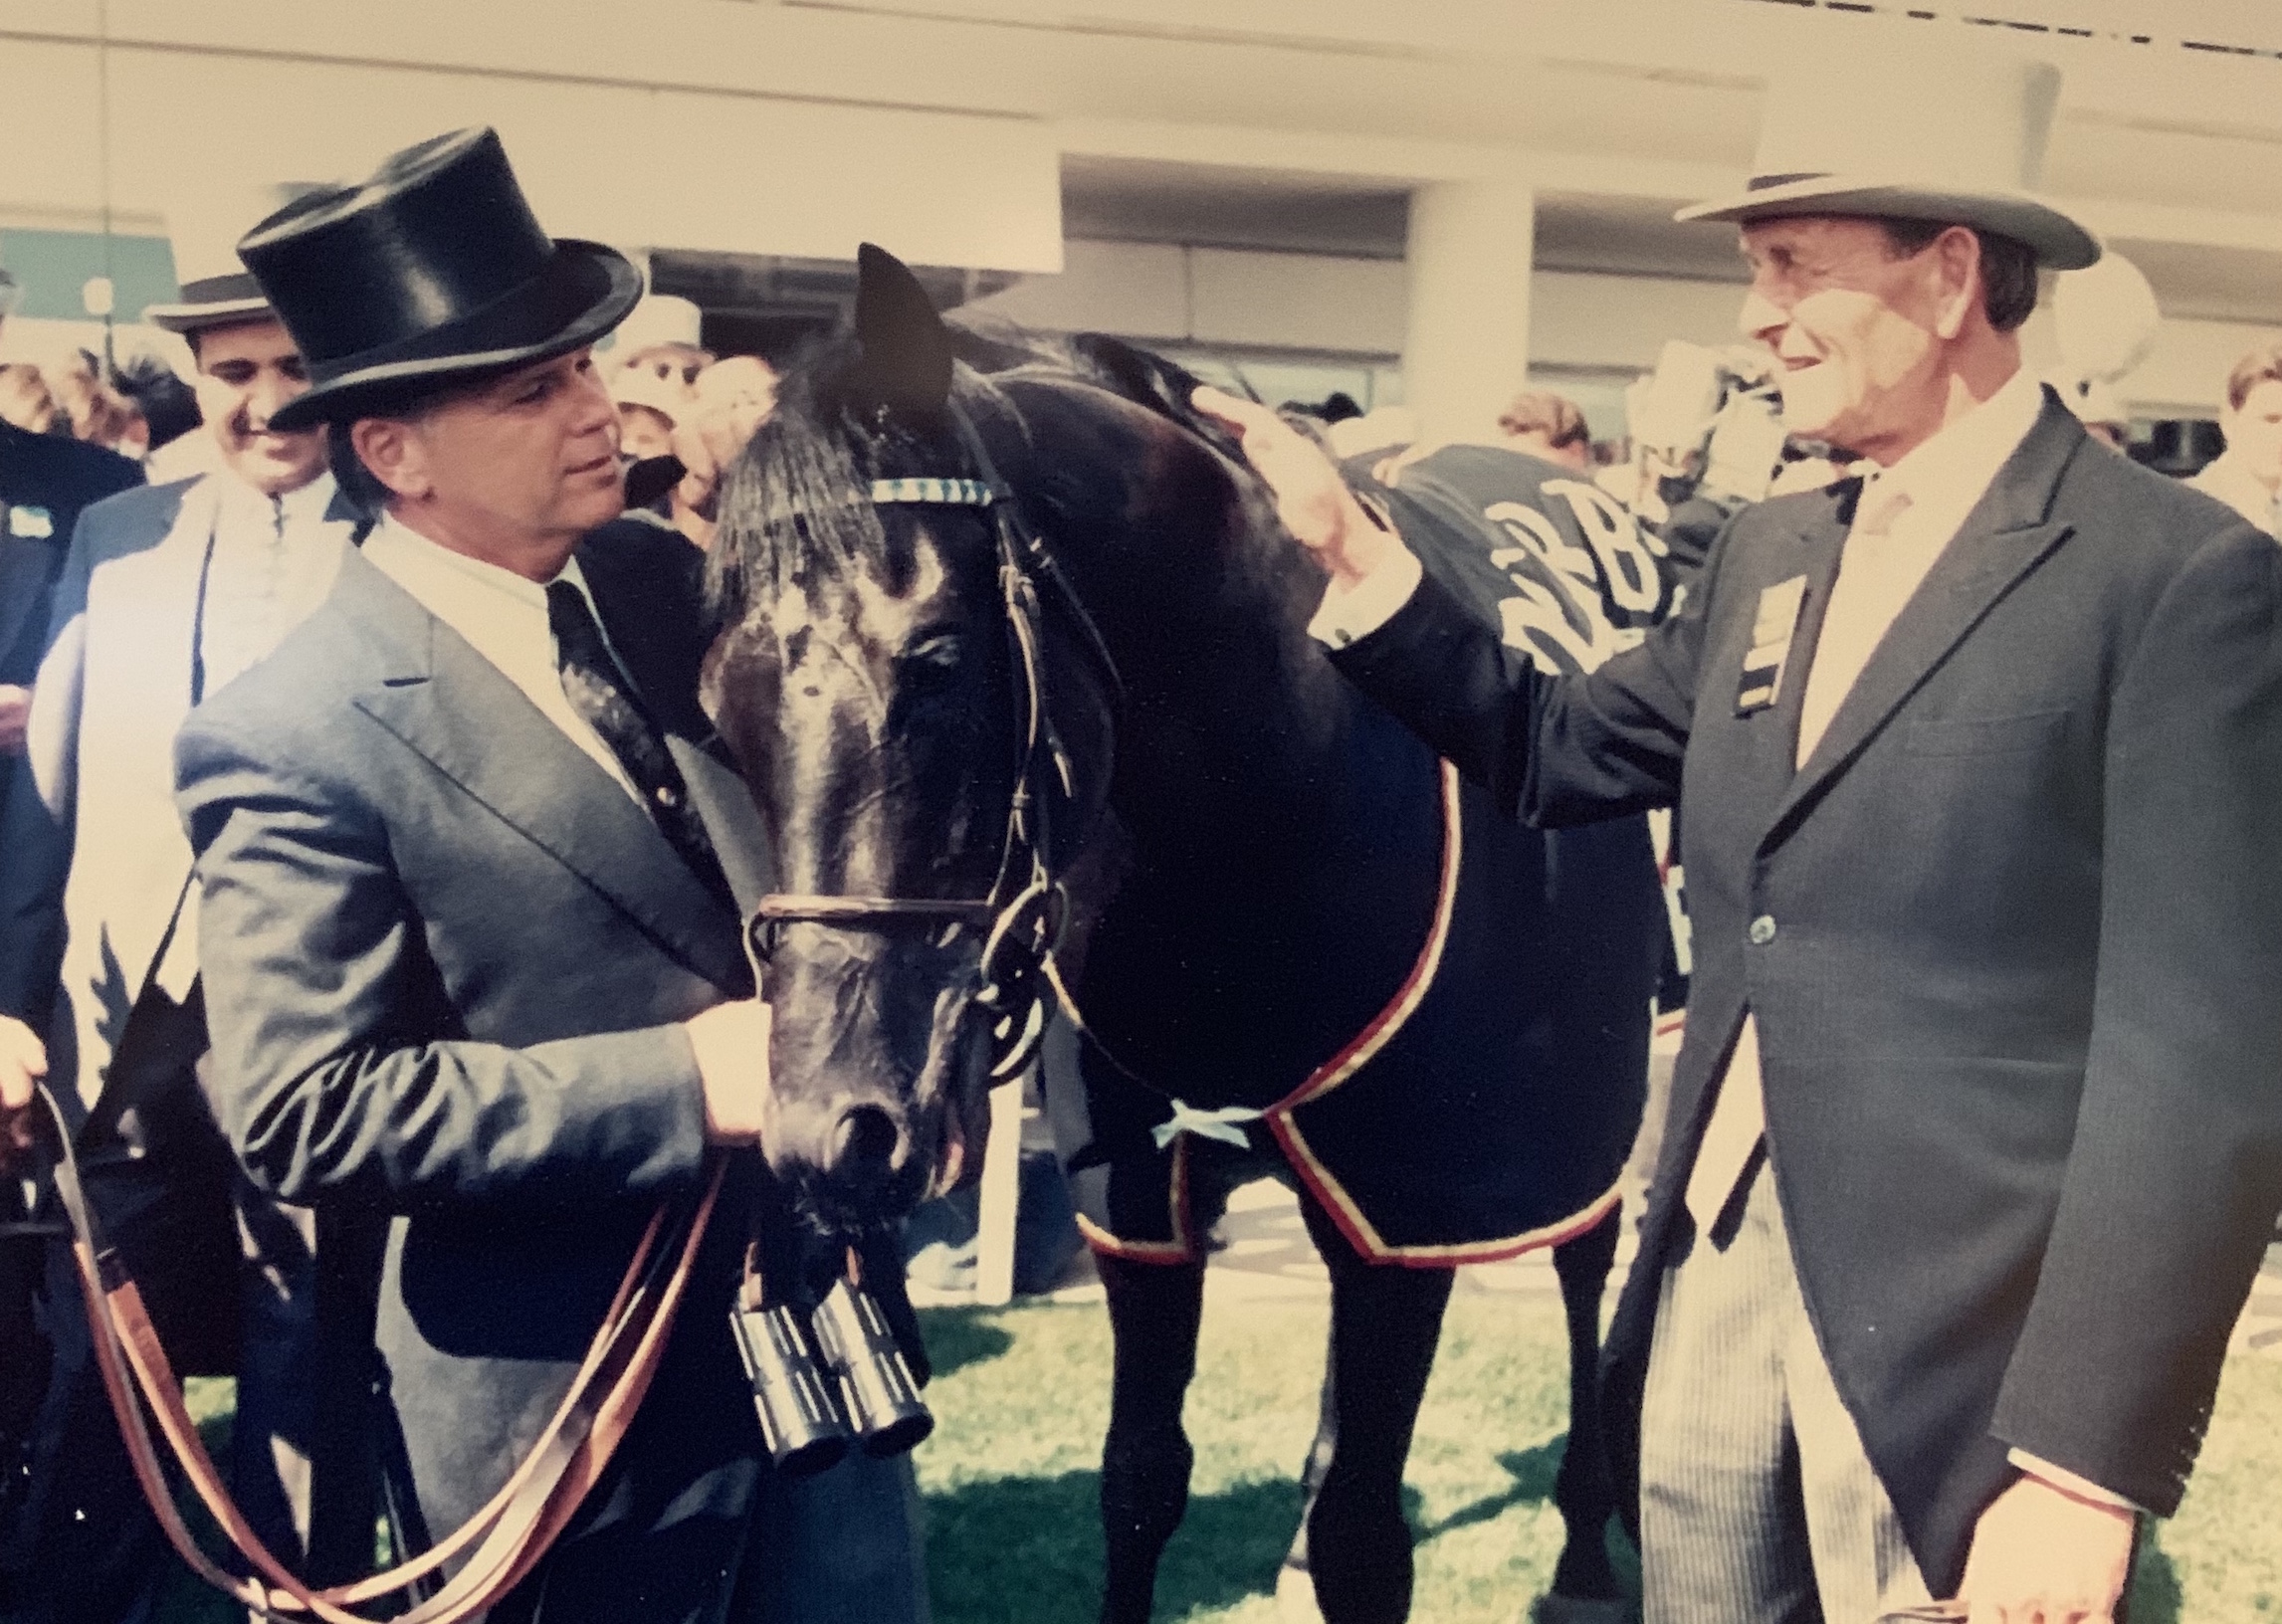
left=1048, top=439, right=1673, bottom=1266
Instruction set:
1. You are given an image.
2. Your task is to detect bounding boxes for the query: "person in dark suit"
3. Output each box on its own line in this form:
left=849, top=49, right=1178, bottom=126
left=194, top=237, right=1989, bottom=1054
left=1199, top=47, right=2282, bottom=1624
left=0, top=250, right=142, bottom=1619
left=153, top=129, right=926, bottom=1622
left=0, top=180, right=374, bottom=1624
left=0, top=258, right=141, bottom=795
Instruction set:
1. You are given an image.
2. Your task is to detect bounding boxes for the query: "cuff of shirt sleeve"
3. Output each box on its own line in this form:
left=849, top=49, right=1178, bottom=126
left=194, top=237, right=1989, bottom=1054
left=1307, top=542, right=1423, bottom=650
left=2008, top=1449, right=2144, bottom=1515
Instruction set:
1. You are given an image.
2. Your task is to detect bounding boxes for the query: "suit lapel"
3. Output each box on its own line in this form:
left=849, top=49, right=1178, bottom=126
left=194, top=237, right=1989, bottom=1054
left=1753, top=486, right=1855, bottom=785
left=97, top=481, right=218, bottom=999
left=118, top=479, right=216, bottom=715
left=1760, top=403, right=2088, bottom=851
left=576, top=521, right=779, bottom=909
left=334, top=550, right=745, bottom=989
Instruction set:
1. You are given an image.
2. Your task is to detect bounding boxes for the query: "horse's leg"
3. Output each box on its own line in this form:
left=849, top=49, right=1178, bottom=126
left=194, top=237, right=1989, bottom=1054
left=1277, top=1347, right=1338, bottom=1619
left=1547, top=1205, right=1627, bottom=1608
left=1295, top=1195, right=1455, bottom=1624
left=1096, top=1252, right=1207, bottom=1624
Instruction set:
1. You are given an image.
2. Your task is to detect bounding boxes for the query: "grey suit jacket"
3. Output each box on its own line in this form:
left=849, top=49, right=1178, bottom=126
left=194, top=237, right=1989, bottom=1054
left=1332, top=396, right=2282, bottom=1590
left=175, top=535, right=767, bottom=1610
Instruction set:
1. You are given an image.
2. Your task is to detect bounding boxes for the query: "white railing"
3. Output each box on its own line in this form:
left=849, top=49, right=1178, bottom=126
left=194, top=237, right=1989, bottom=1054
left=1740, top=0, right=2282, bottom=58
left=772, top=0, right=2282, bottom=59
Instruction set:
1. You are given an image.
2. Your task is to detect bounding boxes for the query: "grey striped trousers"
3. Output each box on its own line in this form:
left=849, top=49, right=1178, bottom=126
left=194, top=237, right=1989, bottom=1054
left=1639, top=1163, right=1937, bottom=1624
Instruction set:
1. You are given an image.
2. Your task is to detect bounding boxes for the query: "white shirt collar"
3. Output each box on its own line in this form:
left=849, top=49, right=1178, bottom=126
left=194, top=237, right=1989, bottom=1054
left=1856, top=366, right=2046, bottom=537
left=362, top=511, right=597, bottom=615
left=360, top=512, right=638, bottom=803
left=212, top=468, right=338, bottom=533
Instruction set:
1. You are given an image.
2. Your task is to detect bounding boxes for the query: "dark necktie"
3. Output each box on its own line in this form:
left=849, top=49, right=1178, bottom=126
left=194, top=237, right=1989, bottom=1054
left=546, top=578, right=732, bottom=908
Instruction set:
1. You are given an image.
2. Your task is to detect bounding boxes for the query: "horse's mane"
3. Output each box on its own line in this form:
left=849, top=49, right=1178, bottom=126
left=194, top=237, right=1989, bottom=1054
left=706, top=321, right=1250, bottom=619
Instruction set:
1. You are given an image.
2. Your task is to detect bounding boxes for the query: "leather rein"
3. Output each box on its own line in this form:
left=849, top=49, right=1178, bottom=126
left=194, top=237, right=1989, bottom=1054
left=32, top=1077, right=724, bottom=1623
left=746, top=419, right=1124, bottom=1083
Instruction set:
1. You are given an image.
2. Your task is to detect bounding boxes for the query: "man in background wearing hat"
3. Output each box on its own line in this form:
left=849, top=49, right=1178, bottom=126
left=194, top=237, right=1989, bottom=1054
left=2187, top=341, right=2282, bottom=537
left=610, top=291, right=712, bottom=399
left=171, top=127, right=926, bottom=1622
left=0, top=181, right=366, bottom=1624
left=1200, top=46, right=2282, bottom=1624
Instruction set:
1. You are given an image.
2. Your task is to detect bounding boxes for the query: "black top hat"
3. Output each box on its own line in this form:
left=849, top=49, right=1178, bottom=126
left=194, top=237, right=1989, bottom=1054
left=242, top=127, right=642, bottom=432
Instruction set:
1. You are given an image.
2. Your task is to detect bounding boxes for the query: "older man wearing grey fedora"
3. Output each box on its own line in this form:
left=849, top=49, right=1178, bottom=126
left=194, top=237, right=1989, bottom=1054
left=1200, top=42, right=2282, bottom=1624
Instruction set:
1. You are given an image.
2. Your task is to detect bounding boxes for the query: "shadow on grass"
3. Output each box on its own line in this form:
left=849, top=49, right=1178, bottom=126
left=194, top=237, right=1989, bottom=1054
left=1417, top=1437, right=1566, bottom=1541
left=917, top=1307, right=1017, bottom=1380
left=2128, top=1527, right=2182, bottom=1624
left=1415, top=1435, right=1641, bottom=1609
left=927, top=1469, right=1314, bottom=1624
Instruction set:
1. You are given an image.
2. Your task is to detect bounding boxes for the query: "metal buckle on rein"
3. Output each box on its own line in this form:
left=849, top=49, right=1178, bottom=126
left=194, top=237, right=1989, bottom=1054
left=975, top=876, right=1066, bottom=1079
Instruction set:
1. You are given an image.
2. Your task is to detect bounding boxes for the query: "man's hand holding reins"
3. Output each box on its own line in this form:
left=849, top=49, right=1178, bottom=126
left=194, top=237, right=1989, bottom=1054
left=1191, top=387, right=1402, bottom=591
left=0, top=1014, right=48, bottom=1173
left=687, top=997, right=772, bottom=1145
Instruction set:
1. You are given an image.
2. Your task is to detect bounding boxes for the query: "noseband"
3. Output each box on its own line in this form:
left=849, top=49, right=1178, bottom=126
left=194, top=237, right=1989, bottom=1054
left=747, top=428, right=1121, bottom=1081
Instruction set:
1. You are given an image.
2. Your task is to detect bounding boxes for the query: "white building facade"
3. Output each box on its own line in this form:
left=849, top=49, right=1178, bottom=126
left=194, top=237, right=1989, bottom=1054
left=4, top=0, right=2280, bottom=440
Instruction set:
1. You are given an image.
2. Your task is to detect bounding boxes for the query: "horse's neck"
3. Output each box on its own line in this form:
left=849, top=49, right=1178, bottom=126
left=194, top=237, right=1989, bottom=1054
left=1057, top=511, right=1450, bottom=1094
left=1070, top=503, right=1400, bottom=895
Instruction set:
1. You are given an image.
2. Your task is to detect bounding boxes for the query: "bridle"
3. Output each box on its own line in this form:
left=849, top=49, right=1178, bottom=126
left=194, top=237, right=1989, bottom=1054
left=745, top=417, right=1123, bottom=1082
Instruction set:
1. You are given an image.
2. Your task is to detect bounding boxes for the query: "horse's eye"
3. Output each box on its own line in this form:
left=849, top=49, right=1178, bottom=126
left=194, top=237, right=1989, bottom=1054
left=908, top=633, right=963, bottom=672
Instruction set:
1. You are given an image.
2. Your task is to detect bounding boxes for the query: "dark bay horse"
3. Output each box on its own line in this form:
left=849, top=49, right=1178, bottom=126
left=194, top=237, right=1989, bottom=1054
left=702, top=245, right=1662, bottom=1623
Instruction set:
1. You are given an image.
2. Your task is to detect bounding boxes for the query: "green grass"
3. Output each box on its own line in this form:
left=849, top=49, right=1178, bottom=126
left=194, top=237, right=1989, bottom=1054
left=148, top=1291, right=2282, bottom=1621
left=914, top=1290, right=2282, bottom=1624
left=916, top=1290, right=1598, bottom=1624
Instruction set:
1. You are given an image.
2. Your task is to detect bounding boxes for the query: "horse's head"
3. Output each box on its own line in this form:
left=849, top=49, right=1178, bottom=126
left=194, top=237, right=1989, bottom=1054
left=704, top=247, right=1113, bottom=1232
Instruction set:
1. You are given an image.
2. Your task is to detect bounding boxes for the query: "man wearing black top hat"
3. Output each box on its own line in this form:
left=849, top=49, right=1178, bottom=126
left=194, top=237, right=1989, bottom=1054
left=169, top=128, right=928, bottom=1622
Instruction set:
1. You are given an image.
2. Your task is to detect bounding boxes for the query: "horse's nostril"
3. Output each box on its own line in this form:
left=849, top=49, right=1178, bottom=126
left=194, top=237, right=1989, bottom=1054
left=828, top=1105, right=901, bottom=1179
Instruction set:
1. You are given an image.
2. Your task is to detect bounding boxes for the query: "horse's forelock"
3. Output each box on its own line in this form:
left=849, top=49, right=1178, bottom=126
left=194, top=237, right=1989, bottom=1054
left=703, top=324, right=1270, bottom=634
left=707, top=347, right=1031, bottom=623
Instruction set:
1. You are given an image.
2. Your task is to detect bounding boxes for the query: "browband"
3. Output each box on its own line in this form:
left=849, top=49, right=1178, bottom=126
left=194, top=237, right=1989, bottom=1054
left=870, top=478, right=994, bottom=507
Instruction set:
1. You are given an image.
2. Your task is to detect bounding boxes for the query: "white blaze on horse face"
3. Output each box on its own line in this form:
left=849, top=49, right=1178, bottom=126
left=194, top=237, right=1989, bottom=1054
left=769, top=535, right=952, bottom=899
left=848, top=539, right=948, bottom=705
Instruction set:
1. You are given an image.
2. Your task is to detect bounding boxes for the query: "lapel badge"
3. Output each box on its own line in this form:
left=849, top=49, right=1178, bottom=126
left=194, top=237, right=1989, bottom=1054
left=7, top=505, right=55, bottom=539
left=1736, top=574, right=1808, bottom=716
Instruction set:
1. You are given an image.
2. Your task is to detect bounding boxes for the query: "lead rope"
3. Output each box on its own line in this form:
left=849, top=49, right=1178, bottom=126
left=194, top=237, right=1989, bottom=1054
left=33, top=1078, right=724, bottom=1623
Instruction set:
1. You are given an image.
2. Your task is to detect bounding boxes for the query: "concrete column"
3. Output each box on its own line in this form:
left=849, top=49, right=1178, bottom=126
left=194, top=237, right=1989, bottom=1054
left=1402, top=178, right=1536, bottom=444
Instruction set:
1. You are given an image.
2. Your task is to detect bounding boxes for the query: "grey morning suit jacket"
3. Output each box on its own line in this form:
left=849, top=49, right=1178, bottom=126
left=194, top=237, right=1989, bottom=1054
left=1330, top=394, right=2282, bottom=1593
left=173, top=527, right=777, bottom=1620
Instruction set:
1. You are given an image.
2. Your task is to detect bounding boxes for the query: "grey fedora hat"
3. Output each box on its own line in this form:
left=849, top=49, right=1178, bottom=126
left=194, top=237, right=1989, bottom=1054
left=1677, top=46, right=2101, bottom=271
left=143, top=180, right=327, bottom=333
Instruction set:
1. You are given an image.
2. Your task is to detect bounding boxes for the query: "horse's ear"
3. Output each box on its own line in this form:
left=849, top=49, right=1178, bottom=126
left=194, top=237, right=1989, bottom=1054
left=844, top=243, right=953, bottom=419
